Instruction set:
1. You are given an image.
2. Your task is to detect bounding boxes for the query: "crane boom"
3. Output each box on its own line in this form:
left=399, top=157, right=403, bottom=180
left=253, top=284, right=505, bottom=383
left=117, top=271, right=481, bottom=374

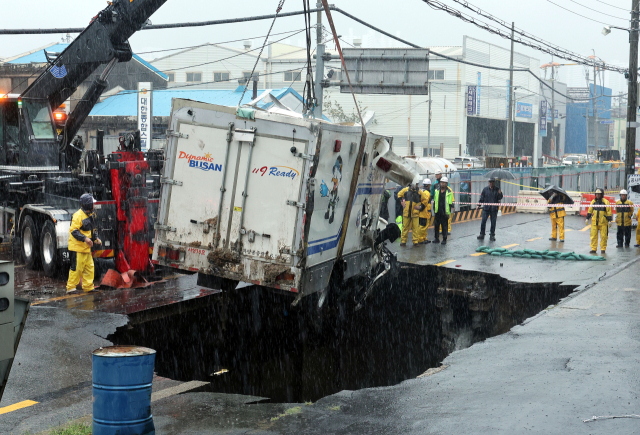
left=22, top=0, right=167, bottom=109
left=2, top=0, right=168, bottom=168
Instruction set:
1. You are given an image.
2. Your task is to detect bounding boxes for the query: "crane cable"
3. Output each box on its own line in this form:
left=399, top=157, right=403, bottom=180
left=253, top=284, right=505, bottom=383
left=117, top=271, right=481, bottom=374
left=237, top=0, right=286, bottom=110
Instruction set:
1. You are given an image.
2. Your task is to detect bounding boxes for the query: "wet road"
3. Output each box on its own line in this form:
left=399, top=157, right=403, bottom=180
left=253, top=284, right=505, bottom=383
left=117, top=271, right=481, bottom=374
left=392, top=213, right=637, bottom=286
left=3, top=212, right=640, bottom=434
left=144, top=256, right=640, bottom=434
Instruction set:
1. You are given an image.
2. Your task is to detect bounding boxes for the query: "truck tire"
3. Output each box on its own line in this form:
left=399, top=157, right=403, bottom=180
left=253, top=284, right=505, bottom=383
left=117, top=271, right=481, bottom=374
left=40, top=220, right=59, bottom=278
left=22, top=215, right=40, bottom=270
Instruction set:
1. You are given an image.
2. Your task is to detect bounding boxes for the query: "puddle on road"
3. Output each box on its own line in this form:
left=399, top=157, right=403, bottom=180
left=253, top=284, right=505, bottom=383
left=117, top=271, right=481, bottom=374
left=109, top=265, right=575, bottom=403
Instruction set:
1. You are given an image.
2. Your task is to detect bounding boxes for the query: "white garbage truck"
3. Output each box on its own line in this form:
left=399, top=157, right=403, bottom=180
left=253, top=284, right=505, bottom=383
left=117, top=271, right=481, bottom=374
left=152, top=99, right=417, bottom=307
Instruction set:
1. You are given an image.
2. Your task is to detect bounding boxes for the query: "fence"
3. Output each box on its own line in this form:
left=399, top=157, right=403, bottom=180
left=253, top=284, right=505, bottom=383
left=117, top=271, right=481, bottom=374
left=447, top=163, right=625, bottom=209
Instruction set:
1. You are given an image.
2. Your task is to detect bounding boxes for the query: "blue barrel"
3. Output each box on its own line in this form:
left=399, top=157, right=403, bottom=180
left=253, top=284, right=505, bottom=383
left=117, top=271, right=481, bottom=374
left=92, top=346, right=156, bottom=435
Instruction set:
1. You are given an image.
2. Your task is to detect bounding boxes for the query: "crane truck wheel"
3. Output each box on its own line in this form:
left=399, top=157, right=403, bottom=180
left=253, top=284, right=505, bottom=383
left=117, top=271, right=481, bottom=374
left=40, top=220, right=59, bottom=278
left=21, top=215, right=40, bottom=270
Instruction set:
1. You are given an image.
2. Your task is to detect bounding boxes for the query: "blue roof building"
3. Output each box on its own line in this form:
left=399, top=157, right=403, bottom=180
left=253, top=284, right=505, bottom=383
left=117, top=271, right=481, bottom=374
left=90, top=87, right=305, bottom=117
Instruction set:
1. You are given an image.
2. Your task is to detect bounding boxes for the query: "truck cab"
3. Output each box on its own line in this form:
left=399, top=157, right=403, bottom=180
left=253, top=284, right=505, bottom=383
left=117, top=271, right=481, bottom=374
left=0, top=95, right=59, bottom=169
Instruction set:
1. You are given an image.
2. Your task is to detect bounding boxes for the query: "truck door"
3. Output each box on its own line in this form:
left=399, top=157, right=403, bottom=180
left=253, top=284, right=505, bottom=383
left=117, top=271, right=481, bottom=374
left=162, top=122, right=306, bottom=261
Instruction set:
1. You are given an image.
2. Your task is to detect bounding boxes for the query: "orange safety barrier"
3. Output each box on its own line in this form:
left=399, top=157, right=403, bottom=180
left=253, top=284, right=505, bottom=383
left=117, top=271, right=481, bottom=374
left=579, top=194, right=616, bottom=217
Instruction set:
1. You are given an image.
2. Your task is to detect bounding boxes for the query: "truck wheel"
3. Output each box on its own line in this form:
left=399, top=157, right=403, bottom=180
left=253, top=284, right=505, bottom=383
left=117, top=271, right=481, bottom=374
left=40, top=220, right=59, bottom=278
left=22, top=215, right=40, bottom=270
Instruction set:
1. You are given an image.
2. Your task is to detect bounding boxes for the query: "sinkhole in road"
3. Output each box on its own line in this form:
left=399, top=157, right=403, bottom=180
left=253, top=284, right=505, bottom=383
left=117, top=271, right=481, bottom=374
left=108, top=265, right=576, bottom=403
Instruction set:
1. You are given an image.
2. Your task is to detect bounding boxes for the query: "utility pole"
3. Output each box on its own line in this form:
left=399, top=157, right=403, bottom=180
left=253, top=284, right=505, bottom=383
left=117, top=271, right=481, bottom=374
left=314, top=1, right=325, bottom=119
left=551, top=64, right=556, bottom=158
left=507, top=22, right=515, bottom=157
left=593, top=59, right=598, bottom=152
left=626, top=0, right=639, bottom=186
left=427, top=82, right=432, bottom=157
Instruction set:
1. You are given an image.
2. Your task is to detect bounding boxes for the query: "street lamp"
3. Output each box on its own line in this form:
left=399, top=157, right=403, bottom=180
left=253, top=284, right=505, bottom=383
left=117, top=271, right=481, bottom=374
left=602, top=26, right=612, bottom=36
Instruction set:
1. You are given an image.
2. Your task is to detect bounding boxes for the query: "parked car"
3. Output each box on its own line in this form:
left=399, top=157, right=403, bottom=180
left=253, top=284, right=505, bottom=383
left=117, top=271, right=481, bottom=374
left=453, top=156, right=484, bottom=169
left=562, top=155, right=582, bottom=165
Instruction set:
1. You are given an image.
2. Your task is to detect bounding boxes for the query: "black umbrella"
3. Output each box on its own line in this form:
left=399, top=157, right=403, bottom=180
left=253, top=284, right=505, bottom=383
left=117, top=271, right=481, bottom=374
left=539, top=185, right=574, bottom=205
left=484, top=168, right=516, bottom=180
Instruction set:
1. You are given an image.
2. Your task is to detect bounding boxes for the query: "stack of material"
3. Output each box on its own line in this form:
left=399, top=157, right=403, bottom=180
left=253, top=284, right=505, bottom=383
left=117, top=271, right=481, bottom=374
left=475, top=246, right=606, bottom=261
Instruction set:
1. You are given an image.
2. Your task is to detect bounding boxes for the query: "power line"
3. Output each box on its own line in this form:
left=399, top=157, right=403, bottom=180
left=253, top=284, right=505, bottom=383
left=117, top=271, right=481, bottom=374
left=420, top=0, right=628, bottom=74
left=136, top=28, right=306, bottom=56
left=566, top=0, right=628, bottom=20
left=543, top=0, right=614, bottom=25
left=1, top=29, right=306, bottom=97
left=595, top=0, right=630, bottom=11
left=448, top=0, right=627, bottom=66
left=237, top=0, right=286, bottom=108
left=0, top=8, right=321, bottom=35
left=156, top=29, right=304, bottom=73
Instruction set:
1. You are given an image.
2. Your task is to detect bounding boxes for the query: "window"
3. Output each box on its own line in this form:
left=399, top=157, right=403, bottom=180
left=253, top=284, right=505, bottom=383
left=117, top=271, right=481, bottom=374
left=214, top=72, right=230, bottom=82
left=427, top=70, right=445, bottom=80
left=186, top=72, right=202, bottom=82
left=166, top=73, right=175, bottom=82
left=24, top=99, right=55, bottom=140
left=10, top=77, right=29, bottom=94
left=284, top=71, right=302, bottom=82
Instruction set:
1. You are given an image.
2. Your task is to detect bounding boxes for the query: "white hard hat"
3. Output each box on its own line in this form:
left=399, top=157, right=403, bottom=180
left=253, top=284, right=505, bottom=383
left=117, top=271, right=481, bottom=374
left=435, top=170, right=442, bottom=175
left=441, top=176, right=449, bottom=183
left=423, top=178, right=431, bottom=185
left=621, top=189, right=628, bottom=195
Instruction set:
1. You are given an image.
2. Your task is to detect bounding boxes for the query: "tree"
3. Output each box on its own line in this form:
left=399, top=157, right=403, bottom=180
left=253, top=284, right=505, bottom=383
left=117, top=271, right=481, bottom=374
left=323, top=99, right=374, bottom=124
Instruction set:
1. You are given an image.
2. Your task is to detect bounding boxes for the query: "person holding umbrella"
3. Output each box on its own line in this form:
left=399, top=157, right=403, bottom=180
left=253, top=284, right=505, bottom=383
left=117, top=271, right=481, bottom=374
left=477, top=177, right=503, bottom=241
left=547, top=190, right=567, bottom=242
left=615, top=189, right=633, bottom=247
left=586, top=188, right=612, bottom=254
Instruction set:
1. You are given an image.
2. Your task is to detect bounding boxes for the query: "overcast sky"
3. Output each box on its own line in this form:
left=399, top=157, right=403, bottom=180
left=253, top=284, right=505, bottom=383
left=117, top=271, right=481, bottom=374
left=0, top=0, right=633, bottom=94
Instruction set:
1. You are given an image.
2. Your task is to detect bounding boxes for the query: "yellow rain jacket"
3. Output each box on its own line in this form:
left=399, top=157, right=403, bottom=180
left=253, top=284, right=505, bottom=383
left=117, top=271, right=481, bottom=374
left=587, top=198, right=612, bottom=226
left=419, top=190, right=431, bottom=219
left=68, top=209, right=97, bottom=253
left=397, top=186, right=428, bottom=218
left=615, top=199, right=634, bottom=227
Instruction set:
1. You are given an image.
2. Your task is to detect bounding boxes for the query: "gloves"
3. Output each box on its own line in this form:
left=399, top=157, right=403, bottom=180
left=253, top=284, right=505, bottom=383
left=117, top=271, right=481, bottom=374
left=608, top=221, right=613, bottom=228
left=585, top=219, right=589, bottom=225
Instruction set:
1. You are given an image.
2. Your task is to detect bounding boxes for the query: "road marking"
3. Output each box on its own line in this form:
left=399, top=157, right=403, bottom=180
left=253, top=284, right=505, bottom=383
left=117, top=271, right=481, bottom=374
left=501, top=244, right=519, bottom=249
left=565, top=229, right=574, bottom=232
left=0, top=400, right=38, bottom=415
left=580, top=225, right=591, bottom=232
left=526, top=237, right=542, bottom=242
left=470, top=252, right=486, bottom=257
left=31, top=293, right=88, bottom=306
left=434, top=259, right=456, bottom=266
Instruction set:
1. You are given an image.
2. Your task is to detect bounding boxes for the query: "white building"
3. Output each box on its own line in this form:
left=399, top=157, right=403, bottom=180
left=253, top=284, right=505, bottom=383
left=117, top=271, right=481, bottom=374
left=149, top=36, right=557, bottom=162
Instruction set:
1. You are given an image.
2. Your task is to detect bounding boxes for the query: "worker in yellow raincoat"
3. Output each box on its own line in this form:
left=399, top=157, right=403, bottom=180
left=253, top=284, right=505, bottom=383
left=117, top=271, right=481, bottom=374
left=398, top=177, right=428, bottom=246
left=547, top=191, right=567, bottom=242
left=417, top=178, right=432, bottom=244
left=615, top=189, right=633, bottom=247
left=585, top=188, right=612, bottom=254
left=67, top=193, right=101, bottom=293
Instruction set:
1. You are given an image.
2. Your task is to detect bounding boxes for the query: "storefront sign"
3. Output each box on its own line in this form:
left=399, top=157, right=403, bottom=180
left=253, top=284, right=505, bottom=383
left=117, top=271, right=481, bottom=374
left=467, top=86, right=477, bottom=115
left=137, top=82, right=152, bottom=152
left=516, top=102, right=533, bottom=118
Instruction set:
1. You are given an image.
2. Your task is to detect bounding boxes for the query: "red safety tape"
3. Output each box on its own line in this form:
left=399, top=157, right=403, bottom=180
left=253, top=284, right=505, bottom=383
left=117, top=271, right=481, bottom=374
left=457, top=202, right=638, bottom=208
